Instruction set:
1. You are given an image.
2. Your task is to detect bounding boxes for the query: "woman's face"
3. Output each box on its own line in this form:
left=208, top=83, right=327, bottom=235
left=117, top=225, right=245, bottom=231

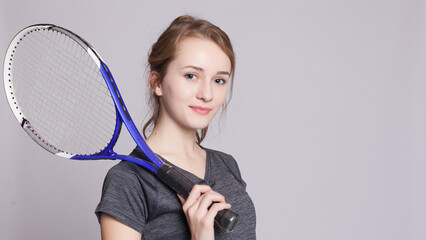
left=154, top=37, right=231, bottom=131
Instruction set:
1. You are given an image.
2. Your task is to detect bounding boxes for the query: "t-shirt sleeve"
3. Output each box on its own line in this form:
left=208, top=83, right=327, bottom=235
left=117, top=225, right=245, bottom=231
left=214, top=150, right=247, bottom=190
left=227, top=155, right=247, bottom=189
left=95, top=163, right=149, bottom=234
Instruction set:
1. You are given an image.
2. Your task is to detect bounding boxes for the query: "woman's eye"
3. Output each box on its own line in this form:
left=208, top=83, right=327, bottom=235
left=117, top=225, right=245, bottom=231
left=214, top=78, right=226, bottom=85
left=185, top=73, right=196, bottom=80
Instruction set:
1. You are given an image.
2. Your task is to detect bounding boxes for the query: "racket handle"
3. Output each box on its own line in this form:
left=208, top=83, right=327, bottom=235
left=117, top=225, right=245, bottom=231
left=157, top=164, right=239, bottom=232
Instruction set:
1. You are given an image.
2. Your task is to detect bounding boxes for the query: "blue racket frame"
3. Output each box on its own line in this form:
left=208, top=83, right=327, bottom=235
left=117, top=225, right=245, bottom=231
left=70, top=62, right=164, bottom=174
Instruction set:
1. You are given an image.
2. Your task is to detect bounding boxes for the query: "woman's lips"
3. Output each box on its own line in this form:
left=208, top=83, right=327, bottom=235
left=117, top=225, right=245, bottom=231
left=190, top=106, right=212, bottom=115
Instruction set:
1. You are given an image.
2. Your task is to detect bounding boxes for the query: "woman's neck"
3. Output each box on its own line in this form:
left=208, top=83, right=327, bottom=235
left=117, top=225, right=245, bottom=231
left=145, top=117, right=207, bottom=179
left=147, top=124, right=199, bottom=156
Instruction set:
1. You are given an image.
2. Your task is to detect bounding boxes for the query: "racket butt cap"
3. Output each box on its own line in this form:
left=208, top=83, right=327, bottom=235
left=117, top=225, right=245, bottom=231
left=215, top=209, right=239, bottom=232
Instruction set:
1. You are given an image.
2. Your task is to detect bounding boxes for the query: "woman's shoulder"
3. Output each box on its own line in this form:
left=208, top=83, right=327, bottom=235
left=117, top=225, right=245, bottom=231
left=97, top=160, right=159, bottom=234
left=204, top=147, right=240, bottom=168
left=104, top=159, right=157, bottom=188
left=107, top=159, right=144, bottom=173
left=107, top=159, right=147, bottom=175
left=203, top=147, right=246, bottom=187
left=203, top=147, right=235, bottom=162
left=105, top=146, right=158, bottom=180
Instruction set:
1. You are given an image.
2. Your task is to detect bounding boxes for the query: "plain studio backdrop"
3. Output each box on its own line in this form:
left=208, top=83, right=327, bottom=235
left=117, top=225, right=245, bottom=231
left=1, top=0, right=425, bottom=239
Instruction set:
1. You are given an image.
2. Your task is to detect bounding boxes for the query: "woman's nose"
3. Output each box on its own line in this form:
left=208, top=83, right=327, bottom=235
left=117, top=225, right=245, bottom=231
left=196, top=80, right=213, bottom=102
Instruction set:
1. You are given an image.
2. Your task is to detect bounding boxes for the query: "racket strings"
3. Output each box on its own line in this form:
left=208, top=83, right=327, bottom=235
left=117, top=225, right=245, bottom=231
left=10, top=28, right=117, bottom=155
left=31, top=32, right=115, bottom=153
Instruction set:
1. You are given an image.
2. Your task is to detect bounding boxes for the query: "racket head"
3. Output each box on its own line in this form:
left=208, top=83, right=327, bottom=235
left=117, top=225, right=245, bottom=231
left=3, top=24, right=120, bottom=158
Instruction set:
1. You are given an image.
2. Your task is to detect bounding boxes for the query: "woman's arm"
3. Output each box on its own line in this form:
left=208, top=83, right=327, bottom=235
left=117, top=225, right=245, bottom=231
left=100, top=213, right=141, bottom=240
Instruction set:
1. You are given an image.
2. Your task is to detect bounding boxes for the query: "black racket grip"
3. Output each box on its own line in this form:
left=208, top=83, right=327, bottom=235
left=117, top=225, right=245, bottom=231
left=157, top=164, right=239, bottom=232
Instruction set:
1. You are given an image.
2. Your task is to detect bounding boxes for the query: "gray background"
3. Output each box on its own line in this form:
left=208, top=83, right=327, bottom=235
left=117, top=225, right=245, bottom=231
left=1, top=0, right=425, bottom=239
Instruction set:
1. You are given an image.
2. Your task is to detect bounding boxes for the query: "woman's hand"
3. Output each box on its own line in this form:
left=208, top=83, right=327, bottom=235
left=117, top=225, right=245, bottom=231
left=177, top=185, right=231, bottom=240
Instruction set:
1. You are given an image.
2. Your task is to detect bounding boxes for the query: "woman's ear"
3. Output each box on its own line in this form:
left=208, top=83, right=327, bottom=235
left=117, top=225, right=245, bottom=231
left=149, top=71, right=163, bottom=96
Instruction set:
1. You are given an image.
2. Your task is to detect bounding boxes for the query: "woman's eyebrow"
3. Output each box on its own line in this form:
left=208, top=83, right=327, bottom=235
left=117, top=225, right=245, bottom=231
left=183, top=65, right=230, bottom=76
left=217, top=71, right=230, bottom=76
left=183, top=65, right=203, bottom=71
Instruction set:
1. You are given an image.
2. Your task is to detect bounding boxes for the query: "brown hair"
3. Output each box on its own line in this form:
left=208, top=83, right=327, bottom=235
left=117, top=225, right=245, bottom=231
left=143, top=15, right=235, bottom=143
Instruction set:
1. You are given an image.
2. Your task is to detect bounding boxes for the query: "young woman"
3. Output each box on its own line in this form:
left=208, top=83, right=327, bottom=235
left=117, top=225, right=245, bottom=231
left=95, top=15, right=256, bottom=240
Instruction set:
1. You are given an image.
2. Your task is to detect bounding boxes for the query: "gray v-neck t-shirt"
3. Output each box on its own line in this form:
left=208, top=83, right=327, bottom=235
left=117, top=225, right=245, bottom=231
left=95, top=147, right=256, bottom=239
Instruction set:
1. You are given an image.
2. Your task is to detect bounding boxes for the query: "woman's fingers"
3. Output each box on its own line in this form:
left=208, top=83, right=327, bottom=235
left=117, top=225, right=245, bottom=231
left=181, top=185, right=212, bottom=213
left=196, top=189, right=226, bottom=212
left=204, top=202, right=231, bottom=223
left=180, top=184, right=229, bottom=218
left=177, top=194, right=186, bottom=205
left=178, top=184, right=231, bottom=239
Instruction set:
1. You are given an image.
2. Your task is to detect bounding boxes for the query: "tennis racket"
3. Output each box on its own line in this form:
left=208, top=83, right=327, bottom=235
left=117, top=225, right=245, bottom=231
left=3, top=24, right=239, bottom=232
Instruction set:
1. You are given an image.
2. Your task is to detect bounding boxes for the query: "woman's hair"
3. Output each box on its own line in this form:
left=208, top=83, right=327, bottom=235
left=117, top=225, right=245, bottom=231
left=143, top=15, right=235, bottom=143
